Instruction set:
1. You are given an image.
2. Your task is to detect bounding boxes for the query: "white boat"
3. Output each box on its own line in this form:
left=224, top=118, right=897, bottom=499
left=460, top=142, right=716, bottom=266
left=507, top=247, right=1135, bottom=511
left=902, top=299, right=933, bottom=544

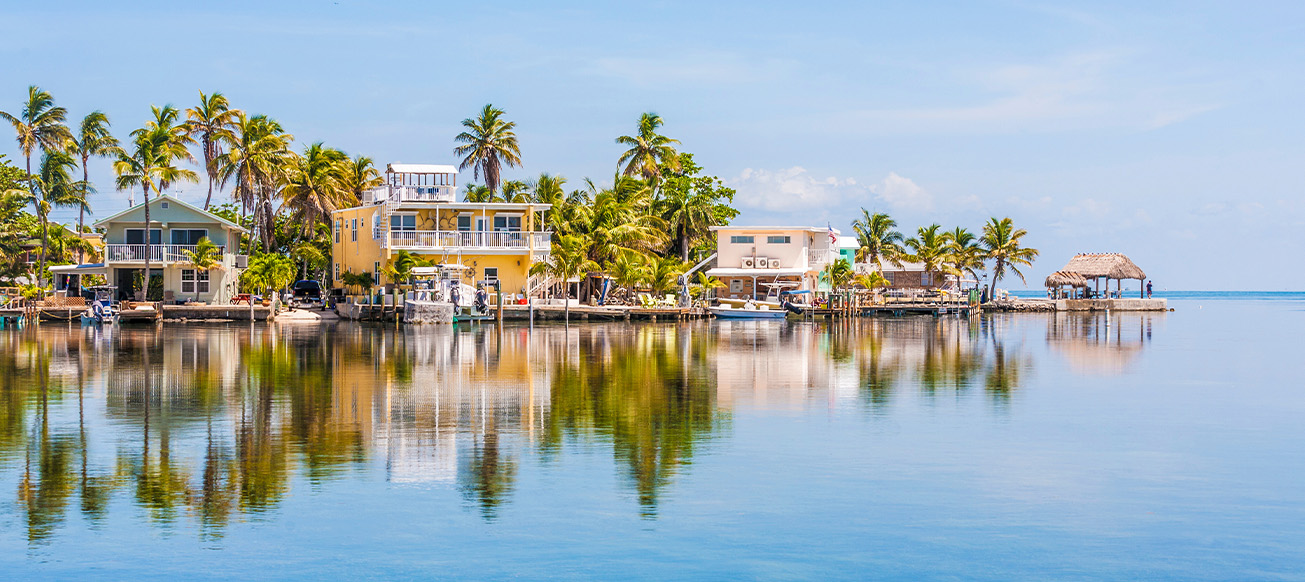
left=80, top=286, right=118, bottom=325
left=708, top=303, right=787, bottom=319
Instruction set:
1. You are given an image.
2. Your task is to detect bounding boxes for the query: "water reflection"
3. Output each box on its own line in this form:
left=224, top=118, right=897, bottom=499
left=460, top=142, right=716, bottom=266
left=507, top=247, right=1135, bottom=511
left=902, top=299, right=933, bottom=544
left=0, top=313, right=1155, bottom=543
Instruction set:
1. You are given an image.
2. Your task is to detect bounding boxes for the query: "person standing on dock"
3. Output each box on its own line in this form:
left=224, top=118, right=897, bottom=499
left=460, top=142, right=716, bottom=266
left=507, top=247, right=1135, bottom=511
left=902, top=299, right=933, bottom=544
left=1146, top=280, right=1153, bottom=298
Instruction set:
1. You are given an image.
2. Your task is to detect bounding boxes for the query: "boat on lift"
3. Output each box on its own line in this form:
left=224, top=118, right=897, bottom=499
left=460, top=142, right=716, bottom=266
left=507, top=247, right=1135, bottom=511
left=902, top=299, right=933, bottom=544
left=80, top=286, right=119, bottom=325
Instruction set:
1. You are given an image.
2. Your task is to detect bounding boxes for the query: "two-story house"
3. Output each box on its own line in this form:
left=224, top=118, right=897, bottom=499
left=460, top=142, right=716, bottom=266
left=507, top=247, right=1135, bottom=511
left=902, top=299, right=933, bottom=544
left=705, top=226, right=840, bottom=300
left=87, top=194, right=246, bottom=302
left=331, top=163, right=552, bottom=298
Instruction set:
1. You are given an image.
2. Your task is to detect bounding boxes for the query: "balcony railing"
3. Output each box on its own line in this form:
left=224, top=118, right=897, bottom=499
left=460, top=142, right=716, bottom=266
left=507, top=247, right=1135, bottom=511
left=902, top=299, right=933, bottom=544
left=808, top=249, right=835, bottom=268
left=389, top=230, right=551, bottom=250
left=105, top=244, right=227, bottom=263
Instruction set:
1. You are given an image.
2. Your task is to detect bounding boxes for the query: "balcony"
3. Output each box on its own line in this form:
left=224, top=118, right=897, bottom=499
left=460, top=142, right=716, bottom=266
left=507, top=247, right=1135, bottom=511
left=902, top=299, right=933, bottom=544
left=388, top=230, right=551, bottom=251
left=105, top=244, right=229, bottom=264
left=808, top=248, right=835, bottom=268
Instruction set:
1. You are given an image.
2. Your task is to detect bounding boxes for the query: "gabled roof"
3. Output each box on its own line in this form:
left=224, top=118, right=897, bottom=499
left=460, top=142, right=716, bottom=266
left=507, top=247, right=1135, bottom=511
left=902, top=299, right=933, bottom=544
left=92, top=194, right=246, bottom=232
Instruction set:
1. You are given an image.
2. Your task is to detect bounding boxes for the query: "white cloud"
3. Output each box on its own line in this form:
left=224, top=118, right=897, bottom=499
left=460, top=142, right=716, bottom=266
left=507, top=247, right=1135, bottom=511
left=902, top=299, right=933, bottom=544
left=729, top=168, right=933, bottom=212
left=870, top=172, right=933, bottom=211
left=728, top=167, right=861, bottom=211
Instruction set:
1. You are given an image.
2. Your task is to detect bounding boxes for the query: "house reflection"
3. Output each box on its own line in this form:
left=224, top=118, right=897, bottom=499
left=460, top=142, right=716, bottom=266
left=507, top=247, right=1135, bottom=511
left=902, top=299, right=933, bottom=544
left=1046, top=312, right=1160, bottom=375
left=0, top=312, right=1147, bottom=542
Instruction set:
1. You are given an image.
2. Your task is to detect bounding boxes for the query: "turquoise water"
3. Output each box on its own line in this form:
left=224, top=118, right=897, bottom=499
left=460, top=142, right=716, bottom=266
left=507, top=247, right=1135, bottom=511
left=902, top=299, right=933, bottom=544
left=1, top=297, right=1303, bottom=580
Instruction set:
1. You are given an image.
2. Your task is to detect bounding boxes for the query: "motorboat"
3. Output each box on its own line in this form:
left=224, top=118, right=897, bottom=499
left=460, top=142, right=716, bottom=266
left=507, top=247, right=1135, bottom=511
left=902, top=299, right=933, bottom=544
left=80, top=286, right=119, bottom=325
left=708, top=301, right=787, bottom=319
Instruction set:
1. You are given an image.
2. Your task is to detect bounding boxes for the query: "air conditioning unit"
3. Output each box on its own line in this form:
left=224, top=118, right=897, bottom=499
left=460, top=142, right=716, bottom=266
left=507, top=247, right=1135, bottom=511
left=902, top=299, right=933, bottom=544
left=235, top=255, right=249, bottom=269
left=769, top=258, right=782, bottom=269
left=741, top=257, right=755, bottom=268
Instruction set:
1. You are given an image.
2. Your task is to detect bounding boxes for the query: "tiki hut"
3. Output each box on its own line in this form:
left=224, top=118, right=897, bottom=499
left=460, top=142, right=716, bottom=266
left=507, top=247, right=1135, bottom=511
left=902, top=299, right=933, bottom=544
left=1044, top=270, right=1088, bottom=299
left=1060, top=253, right=1147, bottom=298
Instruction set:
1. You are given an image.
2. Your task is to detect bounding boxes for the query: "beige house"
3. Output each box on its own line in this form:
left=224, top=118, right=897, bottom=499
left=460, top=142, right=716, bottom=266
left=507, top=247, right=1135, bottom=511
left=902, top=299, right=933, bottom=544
left=705, top=226, right=840, bottom=300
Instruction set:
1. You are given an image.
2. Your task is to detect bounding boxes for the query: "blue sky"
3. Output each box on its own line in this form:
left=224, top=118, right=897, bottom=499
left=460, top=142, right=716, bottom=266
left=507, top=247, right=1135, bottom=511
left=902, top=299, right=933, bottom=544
left=3, top=1, right=1302, bottom=290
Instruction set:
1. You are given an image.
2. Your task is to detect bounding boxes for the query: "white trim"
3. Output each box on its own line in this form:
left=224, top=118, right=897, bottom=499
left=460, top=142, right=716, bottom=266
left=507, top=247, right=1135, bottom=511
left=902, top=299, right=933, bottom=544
left=93, top=194, right=246, bottom=232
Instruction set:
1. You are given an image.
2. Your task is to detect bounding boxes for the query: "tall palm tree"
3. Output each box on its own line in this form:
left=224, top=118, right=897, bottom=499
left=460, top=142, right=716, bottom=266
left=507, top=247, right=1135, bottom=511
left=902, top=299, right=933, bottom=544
left=279, top=142, right=347, bottom=238
left=851, top=209, right=905, bottom=269
left=904, top=224, right=949, bottom=289
left=21, top=151, right=86, bottom=285
left=453, top=104, right=521, bottom=194
left=115, top=125, right=199, bottom=298
left=68, top=111, right=119, bottom=241
left=660, top=183, right=724, bottom=262
left=0, top=86, right=72, bottom=201
left=216, top=113, right=293, bottom=252
left=184, top=91, right=238, bottom=209
left=130, top=105, right=196, bottom=196
left=341, top=154, right=381, bottom=205
left=980, top=217, right=1039, bottom=296
left=616, top=112, right=680, bottom=184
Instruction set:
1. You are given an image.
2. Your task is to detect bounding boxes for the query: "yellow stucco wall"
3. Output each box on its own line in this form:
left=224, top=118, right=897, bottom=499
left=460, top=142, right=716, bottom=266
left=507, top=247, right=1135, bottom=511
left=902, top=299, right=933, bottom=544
left=330, top=205, right=544, bottom=297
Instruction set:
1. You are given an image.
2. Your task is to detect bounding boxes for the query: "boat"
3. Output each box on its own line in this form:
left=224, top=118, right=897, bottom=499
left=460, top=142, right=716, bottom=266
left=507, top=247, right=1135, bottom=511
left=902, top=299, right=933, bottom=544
left=404, top=264, right=494, bottom=323
left=80, top=286, right=119, bottom=325
left=708, top=302, right=787, bottom=319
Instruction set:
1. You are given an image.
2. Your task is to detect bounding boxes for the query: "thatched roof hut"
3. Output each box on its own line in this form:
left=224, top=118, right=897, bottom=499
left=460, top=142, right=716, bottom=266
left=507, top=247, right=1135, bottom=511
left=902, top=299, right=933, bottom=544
left=1061, top=253, right=1146, bottom=281
left=1045, top=270, right=1088, bottom=288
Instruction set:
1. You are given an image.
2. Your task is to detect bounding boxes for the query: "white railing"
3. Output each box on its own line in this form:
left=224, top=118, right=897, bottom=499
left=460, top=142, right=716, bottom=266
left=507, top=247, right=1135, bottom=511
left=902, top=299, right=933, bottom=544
left=389, top=230, right=551, bottom=250
left=392, top=185, right=455, bottom=203
left=105, top=244, right=227, bottom=263
left=808, top=248, right=835, bottom=268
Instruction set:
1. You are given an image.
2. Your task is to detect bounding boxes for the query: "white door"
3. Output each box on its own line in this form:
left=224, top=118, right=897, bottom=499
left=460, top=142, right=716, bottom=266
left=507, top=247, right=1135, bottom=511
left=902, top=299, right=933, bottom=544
left=475, top=217, right=488, bottom=246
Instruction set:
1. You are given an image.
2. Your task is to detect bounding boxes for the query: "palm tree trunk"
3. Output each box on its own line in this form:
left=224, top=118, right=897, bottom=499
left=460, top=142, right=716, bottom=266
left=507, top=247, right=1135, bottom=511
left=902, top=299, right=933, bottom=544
left=143, top=183, right=152, bottom=301
left=202, top=144, right=213, bottom=210
left=680, top=227, right=689, bottom=263
left=79, top=156, right=89, bottom=264
left=39, top=214, right=49, bottom=288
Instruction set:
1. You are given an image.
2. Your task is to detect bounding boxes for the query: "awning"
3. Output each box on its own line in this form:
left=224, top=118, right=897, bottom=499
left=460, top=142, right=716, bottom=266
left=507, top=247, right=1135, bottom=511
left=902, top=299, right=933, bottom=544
left=705, top=268, right=808, bottom=277
left=49, top=263, right=107, bottom=275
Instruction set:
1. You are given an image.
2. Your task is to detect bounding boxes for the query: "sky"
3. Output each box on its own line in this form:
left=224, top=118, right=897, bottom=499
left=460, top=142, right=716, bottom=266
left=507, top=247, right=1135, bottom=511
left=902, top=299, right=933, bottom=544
left=2, top=0, right=1303, bottom=290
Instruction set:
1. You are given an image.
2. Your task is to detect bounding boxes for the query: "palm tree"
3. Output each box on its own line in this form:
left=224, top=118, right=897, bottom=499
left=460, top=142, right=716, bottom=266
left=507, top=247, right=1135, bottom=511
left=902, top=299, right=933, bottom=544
left=904, top=224, right=949, bottom=289
left=184, top=91, right=238, bottom=209
left=133, top=105, right=196, bottom=191
left=529, top=172, right=567, bottom=233
left=182, top=236, right=222, bottom=302
left=453, top=104, right=521, bottom=194
left=608, top=250, right=649, bottom=296
left=854, top=272, right=890, bottom=290
left=980, top=217, right=1039, bottom=296
left=647, top=257, right=685, bottom=295
left=341, top=155, right=382, bottom=205
left=851, top=209, right=905, bottom=269
left=216, top=113, right=293, bottom=252
left=500, top=180, right=531, bottom=203
left=21, top=151, right=86, bottom=284
left=821, top=258, right=855, bottom=291
left=68, top=111, right=120, bottom=241
left=693, top=272, right=724, bottom=304
left=660, top=181, right=724, bottom=262
left=616, top=112, right=680, bottom=183
left=530, top=234, right=598, bottom=322
left=943, top=226, right=984, bottom=288
left=279, top=143, right=347, bottom=238
left=115, top=125, right=199, bottom=298
left=0, top=86, right=72, bottom=202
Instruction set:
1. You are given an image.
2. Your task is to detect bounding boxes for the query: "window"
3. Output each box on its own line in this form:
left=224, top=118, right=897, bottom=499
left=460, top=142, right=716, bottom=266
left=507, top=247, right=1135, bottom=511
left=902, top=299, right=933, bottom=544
left=767, top=235, right=791, bottom=244
left=374, top=262, right=381, bottom=283
left=390, top=214, right=417, bottom=231
left=335, top=219, right=341, bottom=243
left=181, top=269, right=210, bottom=294
left=160, top=201, right=169, bottom=209
left=170, top=229, right=208, bottom=245
left=334, top=262, right=340, bottom=280
left=483, top=267, right=499, bottom=280
left=729, top=279, right=745, bottom=293
left=457, top=214, right=473, bottom=231
left=125, top=229, right=162, bottom=245
left=350, top=219, right=358, bottom=242
left=492, top=215, right=522, bottom=231
left=730, top=235, right=754, bottom=244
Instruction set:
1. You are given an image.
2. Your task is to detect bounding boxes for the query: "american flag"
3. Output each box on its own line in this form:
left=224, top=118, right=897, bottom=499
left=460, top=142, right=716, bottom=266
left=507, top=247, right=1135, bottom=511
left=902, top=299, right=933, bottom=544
left=828, top=224, right=837, bottom=245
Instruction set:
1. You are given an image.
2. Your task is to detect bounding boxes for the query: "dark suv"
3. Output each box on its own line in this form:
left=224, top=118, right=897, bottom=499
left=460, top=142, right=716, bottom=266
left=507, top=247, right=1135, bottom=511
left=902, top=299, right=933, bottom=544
left=292, top=280, right=323, bottom=308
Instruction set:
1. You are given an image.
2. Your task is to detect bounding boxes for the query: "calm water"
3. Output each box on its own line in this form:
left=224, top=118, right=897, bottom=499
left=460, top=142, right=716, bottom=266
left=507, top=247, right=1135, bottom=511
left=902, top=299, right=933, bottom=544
left=1, top=298, right=1302, bottom=580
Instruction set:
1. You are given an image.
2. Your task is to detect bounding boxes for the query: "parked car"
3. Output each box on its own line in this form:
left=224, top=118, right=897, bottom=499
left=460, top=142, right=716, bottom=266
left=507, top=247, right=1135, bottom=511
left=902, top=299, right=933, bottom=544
left=292, top=280, right=323, bottom=308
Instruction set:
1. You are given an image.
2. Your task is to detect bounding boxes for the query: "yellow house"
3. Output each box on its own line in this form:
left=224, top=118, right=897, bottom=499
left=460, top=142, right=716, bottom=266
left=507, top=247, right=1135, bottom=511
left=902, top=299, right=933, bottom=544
left=331, top=163, right=552, bottom=299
